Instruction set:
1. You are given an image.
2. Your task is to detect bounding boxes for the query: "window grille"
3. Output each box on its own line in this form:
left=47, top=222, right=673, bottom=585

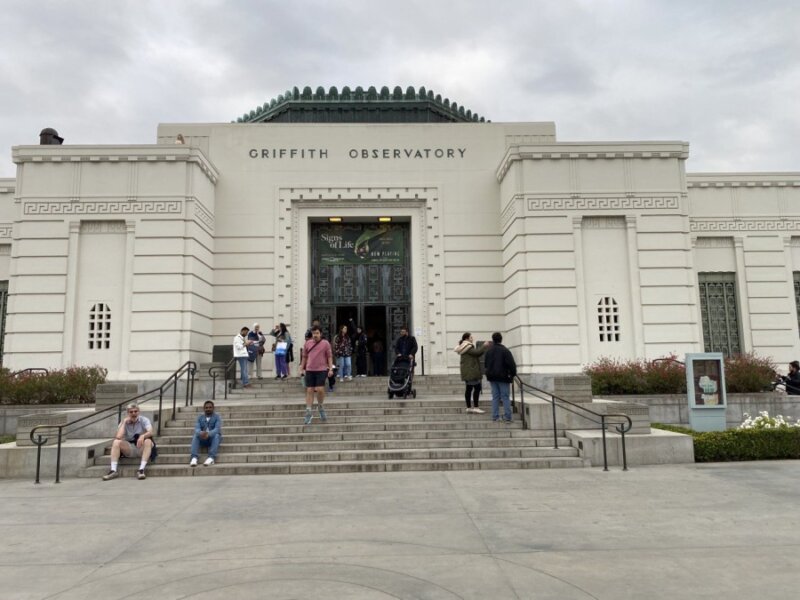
left=0, top=281, right=7, bottom=365
left=597, top=297, right=620, bottom=342
left=794, top=272, right=800, bottom=337
left=88, top=303, right=111, bottom=350
left=698, top=272, right=741, bottom=356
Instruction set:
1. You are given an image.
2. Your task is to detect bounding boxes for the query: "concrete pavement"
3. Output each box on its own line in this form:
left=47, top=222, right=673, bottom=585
left=1, top=461, right=798, bottom=599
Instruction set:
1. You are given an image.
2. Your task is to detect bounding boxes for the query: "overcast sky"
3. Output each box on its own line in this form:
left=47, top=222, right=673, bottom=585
left=1, top=0, right=798, bottom=178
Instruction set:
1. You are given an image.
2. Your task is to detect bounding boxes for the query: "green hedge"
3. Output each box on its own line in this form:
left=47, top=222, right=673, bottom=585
left=0, top=367, right=108, bottom=405
left=652, top=423, right=800, bottom=462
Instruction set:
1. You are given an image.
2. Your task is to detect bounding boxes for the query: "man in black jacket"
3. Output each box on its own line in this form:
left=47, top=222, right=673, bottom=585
left=394, top=327, right=418, bottom=362
left=483, top=332, right=517, bottom=423
left=781, top=360, right=800, bottom=395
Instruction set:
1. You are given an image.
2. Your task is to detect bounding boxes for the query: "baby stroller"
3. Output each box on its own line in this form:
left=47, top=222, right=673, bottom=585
left=387, top=356, right=416, bottom=399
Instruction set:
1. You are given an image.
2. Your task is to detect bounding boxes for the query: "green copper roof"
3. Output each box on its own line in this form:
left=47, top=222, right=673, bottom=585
left=236, top=86, right=487, bottom=124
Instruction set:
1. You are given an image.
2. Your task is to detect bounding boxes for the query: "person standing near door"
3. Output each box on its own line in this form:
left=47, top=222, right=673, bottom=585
left=333, top=325, right=353, bottom=381
left=233, top=326, right=252, bottom=388
left=371, top=336, right=386, bottom=377
left=248, top=323, right=267, bottom=379
left=354, top=326, right=368, bottom=377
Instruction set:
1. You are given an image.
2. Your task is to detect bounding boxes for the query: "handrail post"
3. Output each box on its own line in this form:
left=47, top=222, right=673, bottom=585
left=34, top=434, right=43, bottom=484
left=172, top=376, right=178, bottom=416
left=54, top=428, right=63, bottom=484
left=551, top=393, right=558, bottom=449
left=620, top=428, right=629, bottom=471
left=185, top=368, right=191, bottom=408
left=421, top=346, right=425, bottom=376
left=211, top=372, right=217, bottom=400
left=519, top=384, right=527, bottom=430
left=601, top=416, right=609, bottom=471
left=189, top=365, right=195, bottom=407
left=157, top=389, right=164, bottom=436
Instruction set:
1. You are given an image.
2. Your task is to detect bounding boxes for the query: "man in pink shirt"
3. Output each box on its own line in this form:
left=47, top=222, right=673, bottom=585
left=299, top=325, right=334, bottom=425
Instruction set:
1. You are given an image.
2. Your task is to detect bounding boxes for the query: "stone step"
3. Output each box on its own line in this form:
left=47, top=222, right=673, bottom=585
left=157, top=421, right=526, bottom=436
left=174, top=406, right=486, bottom=419
left=97, top=446, right=579, bottom=466
left=153, top=428, right=558, bottom=445
left=146, top=437, right=573, bottom=454
left=84, top=456, right=589, bottom=478
left=178, top=399, right=481, bottom=412
left=167, top=414, right=516, bottom=426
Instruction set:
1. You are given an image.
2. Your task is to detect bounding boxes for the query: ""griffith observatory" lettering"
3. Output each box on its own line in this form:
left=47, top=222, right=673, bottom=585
left=248, top=147, right=467, bottom=160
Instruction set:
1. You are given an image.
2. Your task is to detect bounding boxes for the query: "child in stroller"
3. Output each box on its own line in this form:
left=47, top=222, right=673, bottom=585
left=387, top=355, right=416, bottom=399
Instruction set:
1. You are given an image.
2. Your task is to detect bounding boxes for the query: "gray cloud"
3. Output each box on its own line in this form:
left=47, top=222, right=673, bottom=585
left=1, top=0, right=798, bottom=177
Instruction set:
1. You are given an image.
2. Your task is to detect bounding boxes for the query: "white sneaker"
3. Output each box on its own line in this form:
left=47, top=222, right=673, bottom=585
left=473, top=408, right=485, bottom=414
left=190, top=457, right=198, bottom=467
left=203, top=457, right=215, bottom=466
left=466, top=408, right=475, bottom=414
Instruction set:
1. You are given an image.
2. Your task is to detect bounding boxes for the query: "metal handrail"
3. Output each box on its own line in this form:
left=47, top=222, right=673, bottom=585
left=29, top=360, right=197, bottom=484
left=10, top=368, right=50, bottom=378
left=208, top=358, right=237, bottom=400
left=513, top=376, right=633, bottom=471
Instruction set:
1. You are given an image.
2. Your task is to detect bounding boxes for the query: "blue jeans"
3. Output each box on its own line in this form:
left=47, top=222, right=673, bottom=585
left=237, top=357, right=250, bottom=386
left=337, top=356, right=352, bottom=378
left=490, top=381, right=512, bottom=422
left=191, top=432, right=221, bottom=459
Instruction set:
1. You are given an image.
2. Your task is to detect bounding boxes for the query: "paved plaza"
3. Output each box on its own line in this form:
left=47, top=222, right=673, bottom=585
left=1, top=461, right=798, bottom=599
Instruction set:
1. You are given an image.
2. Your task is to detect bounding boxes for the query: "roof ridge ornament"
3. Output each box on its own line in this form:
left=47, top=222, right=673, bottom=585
left=234, top=86, right=488, bottom=123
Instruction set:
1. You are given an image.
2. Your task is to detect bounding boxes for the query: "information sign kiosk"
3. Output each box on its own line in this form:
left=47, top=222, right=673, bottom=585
left=686, top=353, right=727, bottom=431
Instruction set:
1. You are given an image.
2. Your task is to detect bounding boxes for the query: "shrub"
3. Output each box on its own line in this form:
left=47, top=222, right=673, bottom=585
left=643, top=355, right=687, bottom=394
left=0, top=366, right=108, bottom=405
left=586, top=352, right=779, bottom=395
left=693, top=429, right=800, bottom=462
left=652, top=412, right=800, bottom=462
left=723, top=352, right=777, bottom=393
left=584, top=355, right=686, bottom=395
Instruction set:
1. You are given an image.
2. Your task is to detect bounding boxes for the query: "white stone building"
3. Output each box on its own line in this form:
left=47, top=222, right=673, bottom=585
left=1, top=86, right=798, bottom=379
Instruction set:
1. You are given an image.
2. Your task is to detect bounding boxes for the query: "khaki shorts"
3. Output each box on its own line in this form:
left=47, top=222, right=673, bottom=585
left=120, top=439, right=144, bottom=458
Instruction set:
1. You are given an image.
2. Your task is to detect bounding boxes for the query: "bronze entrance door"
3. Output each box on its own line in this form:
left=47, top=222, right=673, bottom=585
left=309, top=222, right=411, bottom=374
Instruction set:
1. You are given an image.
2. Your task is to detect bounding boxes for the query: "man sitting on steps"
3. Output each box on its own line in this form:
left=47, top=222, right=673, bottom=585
left=102, top=403, right=154, bottom=481
left=190, top=400, right=223, bottom=467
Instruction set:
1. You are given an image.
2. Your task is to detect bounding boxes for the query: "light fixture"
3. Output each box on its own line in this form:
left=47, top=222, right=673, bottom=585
left=378, top=217, right=392, bottom=222
left=328, top=217, right=342, bottom=222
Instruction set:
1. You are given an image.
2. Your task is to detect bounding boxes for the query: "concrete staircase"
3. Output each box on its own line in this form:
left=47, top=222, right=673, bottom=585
left=84, top=376, right=588, bottom=478
left=224, top=373, right=467, bottom=398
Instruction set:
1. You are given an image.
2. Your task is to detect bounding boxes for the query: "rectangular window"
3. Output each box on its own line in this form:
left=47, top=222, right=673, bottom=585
left=0, top=281, right=7, bottom=365
left=698, top=272, right=742, bottom=356
left=794, top=272, right=800, bottom=336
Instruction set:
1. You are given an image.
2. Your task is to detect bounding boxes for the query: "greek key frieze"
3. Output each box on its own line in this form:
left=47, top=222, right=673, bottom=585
left=23, top=200, right=182, bottom=216
left=0, top=223, right=11, bottom=238
left=527, top=196, right=679, bottom=212
left=691, top=219, right=800, bottom=232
